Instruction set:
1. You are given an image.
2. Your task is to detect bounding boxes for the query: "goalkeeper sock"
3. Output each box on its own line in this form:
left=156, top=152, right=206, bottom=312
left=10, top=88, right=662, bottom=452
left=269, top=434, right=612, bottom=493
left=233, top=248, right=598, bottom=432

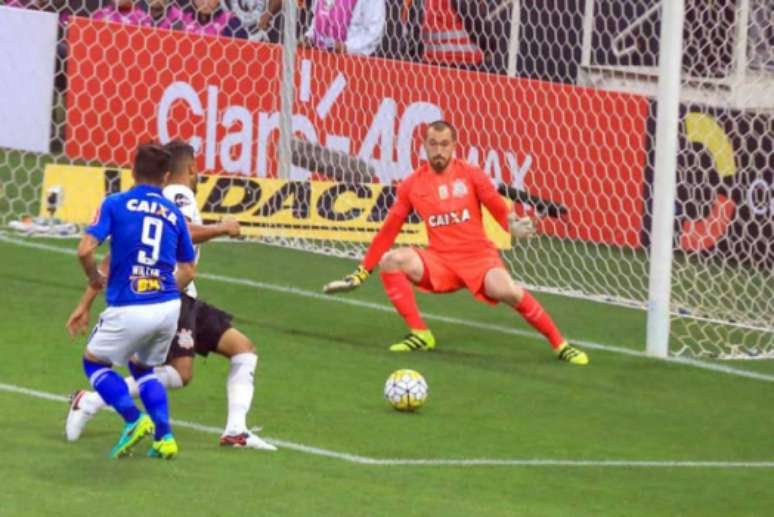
left=381, top=271, right=427, bottom=330
left=225, top=352, right=257, bottom=434
left=513, top=291, right=565, bottom=349
left=83, top=358, right=140, bottom=424
left=129, top=362, right=171, bottom=440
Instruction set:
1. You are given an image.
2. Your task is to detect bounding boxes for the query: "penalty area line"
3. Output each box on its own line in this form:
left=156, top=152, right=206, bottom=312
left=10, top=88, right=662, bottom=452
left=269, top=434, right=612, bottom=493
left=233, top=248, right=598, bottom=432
left=1, top=234, right=773, bottom=384
left=1, top=381, right=774, bottom=469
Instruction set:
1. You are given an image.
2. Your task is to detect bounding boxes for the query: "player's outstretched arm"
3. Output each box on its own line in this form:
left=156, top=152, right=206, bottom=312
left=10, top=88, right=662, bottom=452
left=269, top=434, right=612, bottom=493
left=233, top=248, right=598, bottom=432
left=321, top=211, right=402, bottom=294
left=323, top=179, right=413, bottom=295
left=323, top=265, right=370, bottom=294
left=188, top=216, right=242, bottom=244
left=322, top=189, right=411, bottom=294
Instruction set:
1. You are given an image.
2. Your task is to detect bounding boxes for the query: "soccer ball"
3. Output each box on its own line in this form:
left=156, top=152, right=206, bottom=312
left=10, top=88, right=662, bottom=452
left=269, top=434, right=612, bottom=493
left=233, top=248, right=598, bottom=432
left=384, top=369, right=428, bottom=412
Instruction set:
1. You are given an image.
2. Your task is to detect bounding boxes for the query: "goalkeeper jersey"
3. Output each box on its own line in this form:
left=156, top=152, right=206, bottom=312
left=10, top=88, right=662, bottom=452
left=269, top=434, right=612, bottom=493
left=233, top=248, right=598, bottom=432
left=363, top=159, right=510, bottom=270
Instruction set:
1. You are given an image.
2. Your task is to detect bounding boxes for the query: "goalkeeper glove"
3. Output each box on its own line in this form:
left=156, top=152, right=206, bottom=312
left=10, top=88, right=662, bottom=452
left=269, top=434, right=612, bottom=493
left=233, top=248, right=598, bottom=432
left=323, top=265, right=370, bottom=294
left=508, top=213, right=536, bottom=240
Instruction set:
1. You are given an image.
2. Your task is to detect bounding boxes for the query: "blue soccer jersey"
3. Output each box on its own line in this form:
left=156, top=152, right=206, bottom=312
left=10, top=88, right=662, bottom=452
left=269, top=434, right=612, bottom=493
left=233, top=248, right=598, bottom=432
left=86, top=184, right=196, bottom=307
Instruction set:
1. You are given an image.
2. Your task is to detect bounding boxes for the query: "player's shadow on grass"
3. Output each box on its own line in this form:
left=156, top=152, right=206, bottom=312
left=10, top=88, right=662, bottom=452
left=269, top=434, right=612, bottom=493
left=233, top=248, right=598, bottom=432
left=234, top=314, right=610, bottom=394
left=243, top=315, right=570, bottom=374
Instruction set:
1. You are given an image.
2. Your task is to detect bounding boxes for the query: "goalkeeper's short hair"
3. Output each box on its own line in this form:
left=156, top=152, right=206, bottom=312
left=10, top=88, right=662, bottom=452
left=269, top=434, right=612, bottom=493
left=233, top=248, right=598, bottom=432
left=426, top=120, right=457, bottom=141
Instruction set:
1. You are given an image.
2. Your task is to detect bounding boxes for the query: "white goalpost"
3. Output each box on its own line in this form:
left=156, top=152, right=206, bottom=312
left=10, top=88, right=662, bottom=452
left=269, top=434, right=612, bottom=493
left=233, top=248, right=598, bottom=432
left=578, top=0, right=774, bottom=358
left=646, top=0, right=685, bottom=358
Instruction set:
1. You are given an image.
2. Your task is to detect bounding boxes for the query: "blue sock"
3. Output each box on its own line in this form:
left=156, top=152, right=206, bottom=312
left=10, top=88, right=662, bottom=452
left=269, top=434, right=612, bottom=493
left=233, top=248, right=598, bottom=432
left=83, top=357, right=140, bottom=424
left=129, top=362, right=171, bottom=440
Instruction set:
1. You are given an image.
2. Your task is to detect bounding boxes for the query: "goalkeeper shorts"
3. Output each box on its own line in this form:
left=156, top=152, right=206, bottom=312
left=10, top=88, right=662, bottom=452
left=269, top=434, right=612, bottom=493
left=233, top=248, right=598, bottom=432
left=167, top=293, right=234, bottom=359
left=414, top=247, right=505, bottom=305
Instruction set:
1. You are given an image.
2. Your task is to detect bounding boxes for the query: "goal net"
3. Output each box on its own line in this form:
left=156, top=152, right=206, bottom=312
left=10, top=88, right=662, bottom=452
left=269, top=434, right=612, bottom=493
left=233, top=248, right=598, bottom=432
left=577, top=0, right=774, bottom=358
left=0, top=0, right=771, bottom=358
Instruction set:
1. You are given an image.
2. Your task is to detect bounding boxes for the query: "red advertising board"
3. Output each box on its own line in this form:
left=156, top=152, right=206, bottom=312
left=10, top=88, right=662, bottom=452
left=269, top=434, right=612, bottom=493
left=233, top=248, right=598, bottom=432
left=66, top=17, right=650, bottom=247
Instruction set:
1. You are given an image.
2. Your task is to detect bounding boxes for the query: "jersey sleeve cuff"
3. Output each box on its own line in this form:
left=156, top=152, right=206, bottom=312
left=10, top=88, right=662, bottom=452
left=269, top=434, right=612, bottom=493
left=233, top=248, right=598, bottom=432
left=84, top=227, right=106, bottom=244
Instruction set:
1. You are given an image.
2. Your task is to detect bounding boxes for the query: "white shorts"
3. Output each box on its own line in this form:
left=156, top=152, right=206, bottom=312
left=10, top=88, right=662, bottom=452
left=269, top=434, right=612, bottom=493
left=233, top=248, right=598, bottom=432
left=86, top=299, right=181, bottom=367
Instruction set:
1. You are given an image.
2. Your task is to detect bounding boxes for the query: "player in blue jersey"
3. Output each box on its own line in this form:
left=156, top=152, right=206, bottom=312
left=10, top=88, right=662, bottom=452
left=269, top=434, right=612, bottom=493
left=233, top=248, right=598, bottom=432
left=65, top=140, right=275, bottom=450
left=77, top=143, right=197, bottom=459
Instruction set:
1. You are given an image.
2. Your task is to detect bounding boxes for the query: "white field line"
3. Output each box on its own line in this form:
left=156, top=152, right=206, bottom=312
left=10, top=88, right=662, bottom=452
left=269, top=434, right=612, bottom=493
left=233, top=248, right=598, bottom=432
left=1, top=234, right=773, bottom=384
left=2, top=381, right=773, bottom=469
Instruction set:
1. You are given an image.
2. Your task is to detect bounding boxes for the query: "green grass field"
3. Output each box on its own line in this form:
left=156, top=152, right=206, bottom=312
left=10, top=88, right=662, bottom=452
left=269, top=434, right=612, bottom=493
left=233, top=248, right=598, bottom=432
left=1, top=233, right=773, bottom=517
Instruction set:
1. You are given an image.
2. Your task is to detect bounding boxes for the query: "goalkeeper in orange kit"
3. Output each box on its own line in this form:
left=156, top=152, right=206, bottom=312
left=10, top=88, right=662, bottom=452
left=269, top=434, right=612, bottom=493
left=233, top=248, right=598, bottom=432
left=323, top=121, right=588, bottom=364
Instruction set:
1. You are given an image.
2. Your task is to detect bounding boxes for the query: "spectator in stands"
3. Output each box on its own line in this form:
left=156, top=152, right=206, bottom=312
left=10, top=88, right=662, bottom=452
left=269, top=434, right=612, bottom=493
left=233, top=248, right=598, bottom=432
left=421, top=0, right=482, bottom=68
left=144, top=0, right=187, bottom=29
left=380, top=0, right=506, bottom=72
left=218, top=0, right=283, bottom=42
left=178, top=0, right=249, bottom=38
left=301, top=0, right=385, bottom=56
left=451, top=0, right=511, bottom=74
left=145, top=0, right=168, bottom=26
left=92, top=0, right=152, bottom=26
left=376, top=0, right=423, bottom=61
left=255, top=0, right=282, bottom=36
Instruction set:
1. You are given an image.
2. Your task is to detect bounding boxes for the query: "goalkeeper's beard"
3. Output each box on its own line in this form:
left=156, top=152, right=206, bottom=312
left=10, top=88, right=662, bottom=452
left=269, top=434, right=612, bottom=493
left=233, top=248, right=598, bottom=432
left=430, top=155, right=450, bottom=173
